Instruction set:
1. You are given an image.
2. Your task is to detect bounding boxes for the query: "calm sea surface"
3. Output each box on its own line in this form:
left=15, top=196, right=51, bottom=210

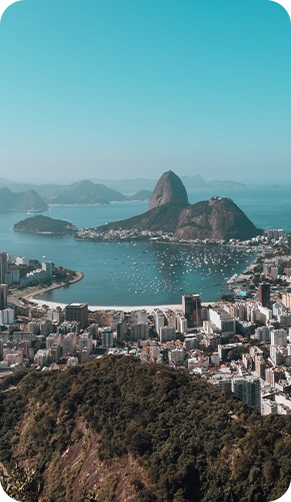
left=1, top=185, right=290, bottom=306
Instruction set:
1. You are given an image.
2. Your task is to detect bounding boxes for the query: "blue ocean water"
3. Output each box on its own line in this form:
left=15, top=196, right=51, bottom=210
left=0, top=184, right=290, bottom=306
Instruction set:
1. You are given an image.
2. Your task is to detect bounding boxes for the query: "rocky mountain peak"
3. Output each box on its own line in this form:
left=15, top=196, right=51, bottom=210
left=148, top=170, right=189, bottom=210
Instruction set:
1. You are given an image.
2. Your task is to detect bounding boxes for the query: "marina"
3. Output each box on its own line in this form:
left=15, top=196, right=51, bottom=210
left=1, top=184, right=291, bottom=307
left=36, top=240, right=257, bottom=306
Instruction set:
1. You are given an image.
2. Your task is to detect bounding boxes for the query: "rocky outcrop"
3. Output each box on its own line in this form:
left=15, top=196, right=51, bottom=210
left=175, top=197, right=259, bottom=241
left=148, top=170, right=189, bottom=210
left=98, top=195, right=260, bottom=242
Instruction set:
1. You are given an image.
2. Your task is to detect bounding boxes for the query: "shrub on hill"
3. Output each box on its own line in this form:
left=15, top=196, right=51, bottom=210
left=0, top=357, right=290, bottom=501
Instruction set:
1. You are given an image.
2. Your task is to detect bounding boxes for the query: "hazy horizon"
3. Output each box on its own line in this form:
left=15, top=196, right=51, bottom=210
left=1, top=0, right=291, bottom=182
left=2, top=173, right=291, bottom=187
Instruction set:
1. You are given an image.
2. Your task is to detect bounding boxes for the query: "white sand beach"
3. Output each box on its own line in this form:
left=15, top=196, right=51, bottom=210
left=30, top=298, right=183, bottom=313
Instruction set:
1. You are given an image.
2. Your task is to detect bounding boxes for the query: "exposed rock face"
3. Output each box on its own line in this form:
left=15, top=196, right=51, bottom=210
left=98, top=196, right=260, bottom=242
left=175, top=197, right=259, bottom=241
left=148, top=170, right=189, bottom=210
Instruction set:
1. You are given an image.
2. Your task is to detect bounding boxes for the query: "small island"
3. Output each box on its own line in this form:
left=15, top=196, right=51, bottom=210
left=13, top=215, right=78, bottom=236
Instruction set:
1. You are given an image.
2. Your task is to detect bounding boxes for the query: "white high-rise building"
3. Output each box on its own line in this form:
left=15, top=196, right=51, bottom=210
left=208, top=307, right=235, bottom=335
left=270, top=345, right=283, bottom=366
left=168, top=348, right=184, bottom=364
left=42, top=261, right=53, bottom=280
left=271, top=329, right=287, bottom=347
left=34, top=349, right=49, bottom=367
left=46, top=333, right=59, bottom=350
left=47, top=309, right=62, bottom=324
left=130, top=323, right=149, bottom=341
left=154, top=309, right=164, bottom=332
left=164, top=310, right=176, bottom=328
left=176, top=315, right=187, bottom=334
left=16, top=256, right=29, bottom=266
left=0, top=307, right=14, bottom=325
left=0, top=284, right=8, bottom=310
left=254, top=326, right=271, bottom=343
left=101, top=328, right=114, bottom=347
left=28, top=321, right=40, bottom=335
left=231, top=376, right=261, bottom=412
left=61, top=333, right=77, bottom=355
left=0, top=253, right=7, bottom=284
left=131, top=310, right=148, bottom=324
left=79, top=333, right=93, bottom=353
left=160, top=326, right=176, bottom=342
left=112, top=311, right=124, bottom=329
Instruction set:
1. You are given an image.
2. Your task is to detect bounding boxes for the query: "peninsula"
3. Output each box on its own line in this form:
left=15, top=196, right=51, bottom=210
left=76, top=171, right=261, bottom=243
left=13, top=171, right=260, bottom=244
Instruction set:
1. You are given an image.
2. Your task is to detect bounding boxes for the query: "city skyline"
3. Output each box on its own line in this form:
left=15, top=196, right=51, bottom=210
left=0, top=0, right=291, bottom=182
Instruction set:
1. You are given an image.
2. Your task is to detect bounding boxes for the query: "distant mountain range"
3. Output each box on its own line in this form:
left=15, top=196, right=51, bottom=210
left=12, top=171, right=261, bottom=241
left=88, top=174, right=249, bottom=192
left=0, top=181, right=137, bottom=210
left=0, top=174, right=249, bottom=211
left=43, top=180, right=127, bottom=205
left=0, top=174, right=248, bottom=196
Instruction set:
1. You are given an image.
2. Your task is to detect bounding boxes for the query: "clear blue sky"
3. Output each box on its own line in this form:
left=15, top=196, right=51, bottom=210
left=0, top=0, right=291, bottom=182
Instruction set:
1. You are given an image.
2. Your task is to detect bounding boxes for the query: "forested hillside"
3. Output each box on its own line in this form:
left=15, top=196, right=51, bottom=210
left=13, top=215, right=77, bottom=236
left=0, top=357, right=290, bottom=502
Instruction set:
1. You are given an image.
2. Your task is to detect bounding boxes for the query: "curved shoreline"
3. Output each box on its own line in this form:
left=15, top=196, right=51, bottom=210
left=11, top=242, right=260, bottom=312
left=8, top=271, right=84, bottom=307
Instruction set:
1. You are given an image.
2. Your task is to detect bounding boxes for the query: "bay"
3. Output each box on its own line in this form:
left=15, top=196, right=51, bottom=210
left=0, top=184, right=290, bottom=306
